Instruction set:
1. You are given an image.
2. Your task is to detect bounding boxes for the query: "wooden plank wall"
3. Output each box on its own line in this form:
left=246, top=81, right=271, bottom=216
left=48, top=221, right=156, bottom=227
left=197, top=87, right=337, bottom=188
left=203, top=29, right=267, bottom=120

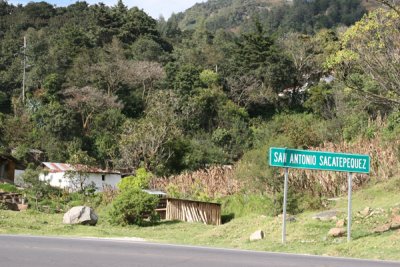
left=166, top=198, right=221, bottom=225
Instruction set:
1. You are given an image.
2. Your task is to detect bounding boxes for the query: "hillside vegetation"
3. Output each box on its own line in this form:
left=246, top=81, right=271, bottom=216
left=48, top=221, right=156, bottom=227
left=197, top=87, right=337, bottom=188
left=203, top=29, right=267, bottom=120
left=0, top=0, right=400, bottom=259
left=173, top=0, right=367, bottom=33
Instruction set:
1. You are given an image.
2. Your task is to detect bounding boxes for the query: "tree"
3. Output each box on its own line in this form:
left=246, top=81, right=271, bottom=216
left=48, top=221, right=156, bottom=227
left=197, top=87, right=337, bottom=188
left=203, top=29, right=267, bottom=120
left=327, top=7, right=400, bottom=108
left=119, top=91, right=181, bottom=173
left=130, top=36, right=164, bottom=61
left=63, top=86, right=123, bottom=133
left=118, top=7, right=159, bottom=44
left=91, top=38, right=132, bottom=96
left=91, top=109, right=126, bottom=168
left=231, top=20, right=297, bottom=104
left=128, top=61, right=165, bottom=103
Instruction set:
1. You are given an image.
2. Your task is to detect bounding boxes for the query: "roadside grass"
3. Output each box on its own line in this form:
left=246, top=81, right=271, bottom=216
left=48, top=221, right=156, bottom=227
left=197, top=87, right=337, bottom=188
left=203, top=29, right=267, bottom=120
left=0, top=177, right=399, bottom=261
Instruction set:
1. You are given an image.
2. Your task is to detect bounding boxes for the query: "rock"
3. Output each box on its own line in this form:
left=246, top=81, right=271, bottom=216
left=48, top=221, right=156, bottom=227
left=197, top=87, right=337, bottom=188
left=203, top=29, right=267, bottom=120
left=359, top=207, right=372, bottom=217
left=63, top=206, right=98, bottom=226
left=390, top=215, right=400, bottom=230
left=336, top=219, right=346, bottom=228
left=312, top=210, right=339, bottom=221
left=17, top=203, right=28, bottom=211
left=249, top=230, right=264, bottom=241
left=373, top=224, right=391, bottom=234
left=328, top=227, right=346, bottom=237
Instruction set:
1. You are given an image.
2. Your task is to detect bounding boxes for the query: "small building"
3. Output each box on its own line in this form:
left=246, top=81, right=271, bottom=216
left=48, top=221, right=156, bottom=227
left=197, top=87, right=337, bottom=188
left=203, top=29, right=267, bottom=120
left=40, top=162, right=121, bottom=192
left=155, top=197, right=221, bottom=225
left=0, top=154, right=18, bottom=183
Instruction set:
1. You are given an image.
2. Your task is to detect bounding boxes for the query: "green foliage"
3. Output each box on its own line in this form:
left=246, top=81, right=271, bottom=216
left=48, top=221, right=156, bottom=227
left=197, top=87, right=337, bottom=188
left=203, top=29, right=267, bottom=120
left=267, top=113, right=329, bottom=148
left=0, top=0, right=397, bottom=195
left=199, top=69, right=220, bottom=88
left=235, top=113, right=330, bottom=196
left=108, top=188, right=159, bottom=226
left=0, top=183, right=19, bottom=193
left=43, top=73, right=63, bottom=96
left=175, top=0, right=366, bottom=33
left=273, top=188, right=300, bottom=216
left=383, top=110, right=400, bottom=141
left=21, top=166, right=63, bottom=210
left=117, top=168, right=152, bottom=192
left=131, top=36, right=164, bottom=61
left=220, top=193, right=274, bottom=218
left=233, top=21, right=296, bottom=92
left=342, top=112, right=370, bottom=141
left=165, top=184, right=181, bottom=198
left=304, top=83, right=335, bottom=119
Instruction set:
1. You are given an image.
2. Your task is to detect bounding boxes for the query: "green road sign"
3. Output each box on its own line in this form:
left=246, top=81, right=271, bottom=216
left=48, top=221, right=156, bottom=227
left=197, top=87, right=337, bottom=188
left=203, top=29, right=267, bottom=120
left=269, top=147, right=370, bottom=174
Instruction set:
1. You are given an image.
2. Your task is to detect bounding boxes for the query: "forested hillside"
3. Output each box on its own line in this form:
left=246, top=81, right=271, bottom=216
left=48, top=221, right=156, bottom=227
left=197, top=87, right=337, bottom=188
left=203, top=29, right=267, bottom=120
left=0, top=0, right=399, bottom=203
left=173, top=0, right=367, bottom=33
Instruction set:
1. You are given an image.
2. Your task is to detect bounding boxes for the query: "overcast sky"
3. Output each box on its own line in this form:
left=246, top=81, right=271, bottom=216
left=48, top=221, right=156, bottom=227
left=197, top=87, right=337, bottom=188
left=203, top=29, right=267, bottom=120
left=8, top=0, right=206, bottom=19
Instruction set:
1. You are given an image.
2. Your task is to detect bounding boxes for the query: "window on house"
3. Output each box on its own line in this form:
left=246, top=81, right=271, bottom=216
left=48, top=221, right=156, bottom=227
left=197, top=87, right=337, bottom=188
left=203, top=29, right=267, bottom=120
left=102, top=175, right=105, bottom=181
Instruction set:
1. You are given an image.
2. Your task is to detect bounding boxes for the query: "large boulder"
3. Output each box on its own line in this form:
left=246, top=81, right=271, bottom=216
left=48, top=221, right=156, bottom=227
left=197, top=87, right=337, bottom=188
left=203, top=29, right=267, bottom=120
left=63, top=206, right=98, bottom=226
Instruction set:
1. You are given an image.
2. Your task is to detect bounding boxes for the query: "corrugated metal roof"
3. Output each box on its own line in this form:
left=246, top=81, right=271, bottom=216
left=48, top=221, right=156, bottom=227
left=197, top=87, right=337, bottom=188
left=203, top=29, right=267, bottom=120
left=142, top=189, right=167, bottom=196
left=42, top=162, right=120, bottom=174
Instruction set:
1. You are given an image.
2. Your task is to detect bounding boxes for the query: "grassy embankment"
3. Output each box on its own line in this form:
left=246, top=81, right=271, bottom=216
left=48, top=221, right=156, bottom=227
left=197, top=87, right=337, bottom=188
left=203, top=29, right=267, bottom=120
left=0, top=177, right=399, bottom=261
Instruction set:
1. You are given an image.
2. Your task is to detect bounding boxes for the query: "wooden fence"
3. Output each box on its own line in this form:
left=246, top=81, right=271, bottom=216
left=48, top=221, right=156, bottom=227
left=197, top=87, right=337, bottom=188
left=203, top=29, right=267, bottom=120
left=156, top=198, right=221, bottom=225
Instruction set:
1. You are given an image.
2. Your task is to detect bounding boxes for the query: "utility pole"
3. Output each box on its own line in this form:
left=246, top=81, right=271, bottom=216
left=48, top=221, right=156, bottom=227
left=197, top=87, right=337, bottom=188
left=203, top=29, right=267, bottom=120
left=22, top=36, right=26, bottom=104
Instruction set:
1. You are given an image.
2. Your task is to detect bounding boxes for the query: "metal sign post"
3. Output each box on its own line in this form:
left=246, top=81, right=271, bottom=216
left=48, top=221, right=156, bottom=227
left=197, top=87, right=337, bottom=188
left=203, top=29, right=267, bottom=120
left=282, top=168, right=288, bottom=244
left=347, top=172, right=353, bottom=242
left=268, top=147, right=370, bottom=243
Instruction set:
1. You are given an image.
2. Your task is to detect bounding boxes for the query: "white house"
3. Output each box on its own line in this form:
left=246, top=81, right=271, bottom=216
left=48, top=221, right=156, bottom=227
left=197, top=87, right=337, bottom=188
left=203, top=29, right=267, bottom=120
left=40, top=162, right=122, bottom=192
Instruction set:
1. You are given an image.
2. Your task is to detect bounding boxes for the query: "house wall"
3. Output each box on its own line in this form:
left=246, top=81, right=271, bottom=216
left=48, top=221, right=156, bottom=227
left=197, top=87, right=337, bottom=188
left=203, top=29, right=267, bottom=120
left=39, top=172, right=71, bottom=189
left=87, top=173, right=121, bottom=191
left=39, top=172, right=121, bottom=192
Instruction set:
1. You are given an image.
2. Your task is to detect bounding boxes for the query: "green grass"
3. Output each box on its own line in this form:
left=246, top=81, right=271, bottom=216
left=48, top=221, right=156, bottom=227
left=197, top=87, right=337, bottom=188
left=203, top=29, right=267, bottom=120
left=1, top=177, right=400, bottom=261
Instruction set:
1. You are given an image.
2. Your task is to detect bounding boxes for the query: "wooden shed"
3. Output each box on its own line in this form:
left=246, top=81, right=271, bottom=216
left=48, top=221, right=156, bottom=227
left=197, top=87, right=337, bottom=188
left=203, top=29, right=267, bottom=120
left=0, top=154, right=17, bottom=183
left=156, top=198, right=221, bottom=225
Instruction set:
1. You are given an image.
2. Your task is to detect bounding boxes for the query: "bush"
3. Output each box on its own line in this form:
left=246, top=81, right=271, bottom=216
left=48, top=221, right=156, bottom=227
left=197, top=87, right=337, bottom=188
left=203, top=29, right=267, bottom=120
left=117, top=168, right=152, bottom=192
left=0, top=183, right=19, bottom=193
left=108, top=189, right=159, bottom=226
left=272, top=188, right=300, bottom=216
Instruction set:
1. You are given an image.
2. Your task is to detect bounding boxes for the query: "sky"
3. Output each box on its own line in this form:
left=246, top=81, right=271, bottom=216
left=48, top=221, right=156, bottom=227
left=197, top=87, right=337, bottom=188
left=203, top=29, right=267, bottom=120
left=8, top=0, right=206, bottom=19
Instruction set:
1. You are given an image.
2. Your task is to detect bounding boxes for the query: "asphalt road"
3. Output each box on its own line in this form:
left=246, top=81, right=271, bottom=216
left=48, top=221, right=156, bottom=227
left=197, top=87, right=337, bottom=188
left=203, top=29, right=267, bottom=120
left=0, top=235, right=399, bottom=267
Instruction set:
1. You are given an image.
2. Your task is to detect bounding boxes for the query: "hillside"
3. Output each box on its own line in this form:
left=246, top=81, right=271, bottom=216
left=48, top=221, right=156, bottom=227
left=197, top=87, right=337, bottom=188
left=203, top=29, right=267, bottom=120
left=174, top=0, right=285, bottom=32
left=173, top=0, right=369, bottom=33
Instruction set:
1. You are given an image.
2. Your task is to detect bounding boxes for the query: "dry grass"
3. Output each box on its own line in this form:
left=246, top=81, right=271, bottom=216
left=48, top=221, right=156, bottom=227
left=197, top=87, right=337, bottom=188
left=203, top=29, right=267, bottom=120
left=150, top=166, right=242, bottom=198
left=286, top=134, right=399, bottom=197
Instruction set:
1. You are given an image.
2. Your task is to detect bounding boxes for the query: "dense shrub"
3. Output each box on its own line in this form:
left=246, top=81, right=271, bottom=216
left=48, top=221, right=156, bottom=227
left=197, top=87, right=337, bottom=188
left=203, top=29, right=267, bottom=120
left=117, top=168, right=152, bottom=191
left=108, top=188, right=159, bottom=226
